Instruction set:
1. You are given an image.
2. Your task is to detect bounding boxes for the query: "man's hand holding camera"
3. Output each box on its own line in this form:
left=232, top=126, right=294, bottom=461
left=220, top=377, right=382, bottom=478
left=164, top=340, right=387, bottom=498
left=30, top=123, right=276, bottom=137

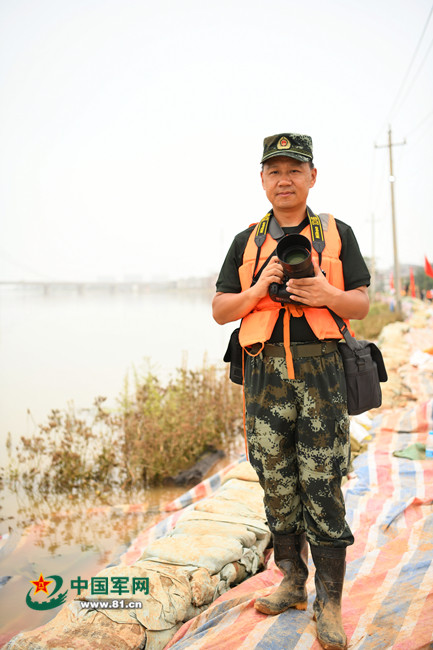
left=287, top=259, right=335, bottom=307
left=252, top=256, right=284, bottom=299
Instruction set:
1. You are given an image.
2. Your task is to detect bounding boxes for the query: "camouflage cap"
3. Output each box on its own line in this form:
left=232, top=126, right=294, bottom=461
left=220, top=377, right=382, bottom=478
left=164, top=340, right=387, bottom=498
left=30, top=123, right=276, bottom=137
left=261, top=133, right=313, bottom=164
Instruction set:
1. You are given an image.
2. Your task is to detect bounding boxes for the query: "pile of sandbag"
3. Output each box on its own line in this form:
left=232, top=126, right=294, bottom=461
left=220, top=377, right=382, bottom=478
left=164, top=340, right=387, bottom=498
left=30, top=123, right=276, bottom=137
left=376, top=305, right=433, bottom=410
left=7, top=463, right=271, bottom=650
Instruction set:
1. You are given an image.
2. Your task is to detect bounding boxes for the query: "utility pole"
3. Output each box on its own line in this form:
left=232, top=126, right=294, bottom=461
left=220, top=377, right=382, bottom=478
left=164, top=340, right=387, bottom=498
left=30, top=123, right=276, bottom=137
left=375, top=126, right=406, bottom=317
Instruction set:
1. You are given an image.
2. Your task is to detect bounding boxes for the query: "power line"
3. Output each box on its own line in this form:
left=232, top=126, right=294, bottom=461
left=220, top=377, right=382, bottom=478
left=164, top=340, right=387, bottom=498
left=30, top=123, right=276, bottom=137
left=388, top=3, right=433, bottom=121
left=410, top=116, right=433, bottom=150
left=392, top=36, right=433, bottom=119
left=406, top=106, right=433, bottom=136
left=375, top=3, right=433, bottom=141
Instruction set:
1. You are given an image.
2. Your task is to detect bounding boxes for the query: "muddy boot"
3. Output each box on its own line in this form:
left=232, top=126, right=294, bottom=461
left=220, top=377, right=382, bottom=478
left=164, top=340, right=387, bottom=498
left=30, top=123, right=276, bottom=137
left=254, top=532, right=308, bottom=615
left=311, top=545, right=347, bottom=650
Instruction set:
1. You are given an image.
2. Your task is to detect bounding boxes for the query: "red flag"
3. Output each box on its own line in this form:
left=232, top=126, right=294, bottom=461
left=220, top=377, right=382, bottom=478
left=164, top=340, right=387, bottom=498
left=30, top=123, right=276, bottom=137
left=389, top=271, right=394, bottom=293
left=409, top=267, right=416, bottom=297
left=425, top=256, right=433, bottom=279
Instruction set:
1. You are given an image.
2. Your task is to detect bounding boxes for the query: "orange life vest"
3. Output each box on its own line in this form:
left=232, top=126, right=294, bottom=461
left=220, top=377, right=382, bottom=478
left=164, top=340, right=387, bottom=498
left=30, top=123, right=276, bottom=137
left=238, top=213, right=352, bottom=378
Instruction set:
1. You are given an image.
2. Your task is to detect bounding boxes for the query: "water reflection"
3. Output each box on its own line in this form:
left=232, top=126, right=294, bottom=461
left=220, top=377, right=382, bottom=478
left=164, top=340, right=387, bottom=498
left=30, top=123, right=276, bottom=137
left=0, top=483, right=189, bottom=644
left=7, top=486, right=185, bottom=554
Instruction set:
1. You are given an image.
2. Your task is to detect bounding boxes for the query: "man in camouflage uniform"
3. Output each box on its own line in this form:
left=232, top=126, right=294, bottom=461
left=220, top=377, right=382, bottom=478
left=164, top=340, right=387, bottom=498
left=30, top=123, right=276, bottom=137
left=212, top=133, right=370, bottom=650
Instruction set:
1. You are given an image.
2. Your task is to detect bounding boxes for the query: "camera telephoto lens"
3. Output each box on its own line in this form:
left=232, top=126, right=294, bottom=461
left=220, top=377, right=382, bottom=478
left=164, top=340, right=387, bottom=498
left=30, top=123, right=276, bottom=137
left=276, top=234, right=314, bottom=279
left=269, top=234, right=315, bottom=303
left=281, top=246, right=310, bottom=266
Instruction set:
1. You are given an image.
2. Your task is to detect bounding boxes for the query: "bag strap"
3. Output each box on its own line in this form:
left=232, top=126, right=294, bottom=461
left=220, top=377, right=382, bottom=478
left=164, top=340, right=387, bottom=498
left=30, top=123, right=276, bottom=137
left=306, top=211, right=363, bottom=353
left=328, top=308, right=363, bottom=351
left=251, top=250, right=276, bottom=286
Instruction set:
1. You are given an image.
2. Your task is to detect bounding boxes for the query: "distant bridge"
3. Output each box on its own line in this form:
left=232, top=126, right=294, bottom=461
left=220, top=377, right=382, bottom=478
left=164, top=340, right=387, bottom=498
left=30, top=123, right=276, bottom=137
left=0, top=281, right=168, bottom=294
left=0, top=278, right=215, bottom=294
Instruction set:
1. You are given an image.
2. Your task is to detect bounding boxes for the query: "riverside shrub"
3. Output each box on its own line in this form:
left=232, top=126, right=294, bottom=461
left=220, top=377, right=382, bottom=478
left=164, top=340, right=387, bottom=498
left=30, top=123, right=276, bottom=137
left=4, top=364, right=243, bottom=494
left=120, top=365, right=243, bottom=485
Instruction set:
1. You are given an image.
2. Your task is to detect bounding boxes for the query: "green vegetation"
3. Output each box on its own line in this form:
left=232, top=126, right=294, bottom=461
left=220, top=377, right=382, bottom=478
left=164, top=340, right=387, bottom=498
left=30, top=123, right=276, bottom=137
left=4, top=364, right=243, bottom=496
left=351, top=301, right=401, bottom=340
left=120, top=365, right=243, bottom=485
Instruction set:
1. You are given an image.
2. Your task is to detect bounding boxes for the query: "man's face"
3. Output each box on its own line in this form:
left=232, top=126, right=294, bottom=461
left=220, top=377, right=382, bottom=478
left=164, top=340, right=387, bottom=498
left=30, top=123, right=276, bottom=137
left=261, top=157, right=317, bottom=212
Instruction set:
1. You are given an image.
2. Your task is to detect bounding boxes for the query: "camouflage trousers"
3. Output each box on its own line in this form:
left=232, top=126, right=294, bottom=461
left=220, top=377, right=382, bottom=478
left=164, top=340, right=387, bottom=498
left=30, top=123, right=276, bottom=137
left=244, top=343, right=354, bottom=548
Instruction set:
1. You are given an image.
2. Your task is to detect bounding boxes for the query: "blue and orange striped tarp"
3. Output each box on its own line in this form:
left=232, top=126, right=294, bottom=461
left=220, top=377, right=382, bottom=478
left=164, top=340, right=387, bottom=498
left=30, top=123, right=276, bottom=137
left=164, top=401, right=433, bottom=649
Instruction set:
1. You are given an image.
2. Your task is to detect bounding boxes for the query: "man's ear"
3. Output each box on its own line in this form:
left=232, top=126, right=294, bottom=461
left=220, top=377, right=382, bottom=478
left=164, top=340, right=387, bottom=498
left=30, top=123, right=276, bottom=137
left=310, top=167, right=317, bottom=188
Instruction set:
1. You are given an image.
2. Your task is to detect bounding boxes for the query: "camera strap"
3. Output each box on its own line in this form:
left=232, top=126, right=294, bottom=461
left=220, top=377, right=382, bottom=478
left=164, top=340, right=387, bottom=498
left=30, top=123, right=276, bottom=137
left=251, top=208, right=327, bottom=283
left=307, top=208, right=326, bottom=266
left=251, top=211, right=285, bottom=284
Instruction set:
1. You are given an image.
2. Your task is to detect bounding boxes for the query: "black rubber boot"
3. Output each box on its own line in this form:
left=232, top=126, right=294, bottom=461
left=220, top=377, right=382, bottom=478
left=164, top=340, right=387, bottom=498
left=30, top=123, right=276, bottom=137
left=254, top=532, right=308, bottom=615
left=311, top=545, right=347, bottom=650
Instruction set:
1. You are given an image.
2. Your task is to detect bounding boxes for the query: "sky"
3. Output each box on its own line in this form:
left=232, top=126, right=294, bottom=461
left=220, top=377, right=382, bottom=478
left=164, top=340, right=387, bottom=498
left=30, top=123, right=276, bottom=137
left=1, top=0, right=432, bottom=283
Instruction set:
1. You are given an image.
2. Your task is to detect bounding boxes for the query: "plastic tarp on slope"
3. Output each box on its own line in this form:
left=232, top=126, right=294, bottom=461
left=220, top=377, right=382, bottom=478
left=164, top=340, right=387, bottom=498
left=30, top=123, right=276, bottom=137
left=165, top=400, right=433, bottom=650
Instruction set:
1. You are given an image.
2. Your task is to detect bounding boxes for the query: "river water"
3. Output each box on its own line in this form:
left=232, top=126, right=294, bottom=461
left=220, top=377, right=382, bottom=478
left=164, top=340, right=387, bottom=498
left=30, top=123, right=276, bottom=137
left=0, top=284, right=234, bottom=445
left=0, top=284, right=239, bottom=644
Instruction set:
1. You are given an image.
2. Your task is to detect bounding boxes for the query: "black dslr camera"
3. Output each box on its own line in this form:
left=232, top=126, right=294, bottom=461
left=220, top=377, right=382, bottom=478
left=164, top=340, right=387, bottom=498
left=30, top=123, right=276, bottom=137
left=268, top=234, right=315, bottom=304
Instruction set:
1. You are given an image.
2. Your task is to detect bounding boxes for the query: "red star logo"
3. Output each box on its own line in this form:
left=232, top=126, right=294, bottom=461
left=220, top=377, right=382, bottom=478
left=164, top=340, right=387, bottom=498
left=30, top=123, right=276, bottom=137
left=30, top=574, right=53, bottom=595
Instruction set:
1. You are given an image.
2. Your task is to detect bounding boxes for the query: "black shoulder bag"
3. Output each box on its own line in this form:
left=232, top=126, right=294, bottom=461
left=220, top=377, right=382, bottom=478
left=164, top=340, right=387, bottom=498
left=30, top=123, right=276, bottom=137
left=223, top=327, right=243, bottom=385
left=329, top=310, right=388, bottom=415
